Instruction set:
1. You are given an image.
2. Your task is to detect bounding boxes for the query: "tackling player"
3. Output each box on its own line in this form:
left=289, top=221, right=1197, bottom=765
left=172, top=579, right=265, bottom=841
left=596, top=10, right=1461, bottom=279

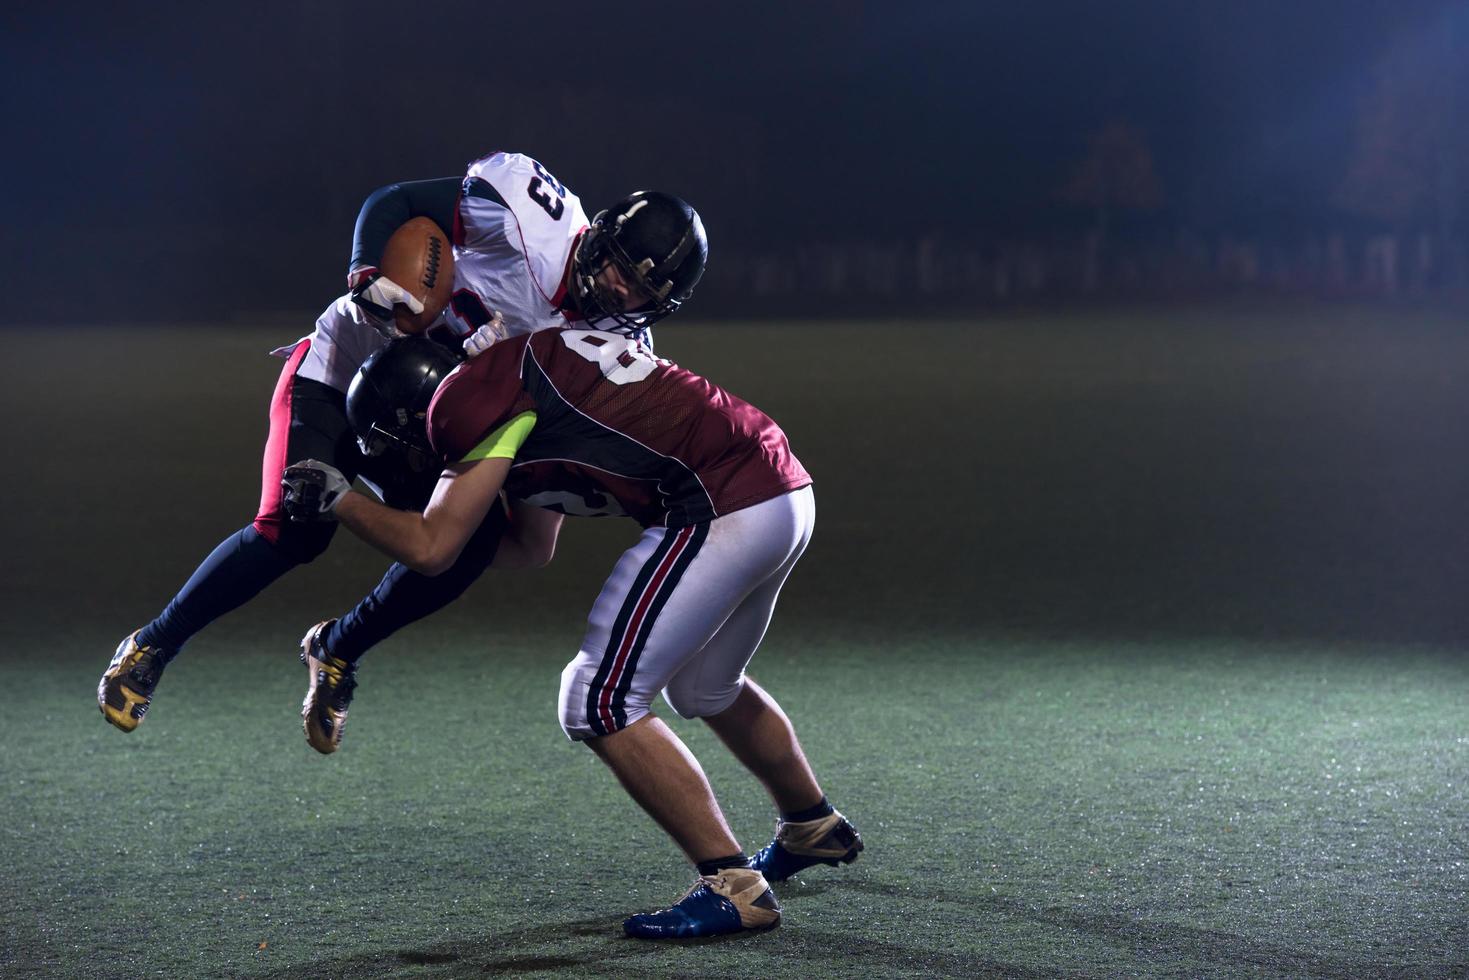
left=280, top=331, right=864, bottom=938
left=97, top=153, right=708, bottom=746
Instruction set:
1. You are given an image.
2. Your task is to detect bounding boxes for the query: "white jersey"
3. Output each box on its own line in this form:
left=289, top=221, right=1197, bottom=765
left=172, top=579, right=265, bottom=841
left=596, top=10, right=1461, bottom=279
left=446, top=152, right=589, bottom=337
left=292, top=152, right=588, bottom=391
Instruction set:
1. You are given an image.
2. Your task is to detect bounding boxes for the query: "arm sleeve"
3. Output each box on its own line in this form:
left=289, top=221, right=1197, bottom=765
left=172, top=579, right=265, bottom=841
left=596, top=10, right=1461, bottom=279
left=461, top=411, right=537, bottom=463
left=349, top=177, right=463, bottom=272
left=427, top=344, right=537, bottom=461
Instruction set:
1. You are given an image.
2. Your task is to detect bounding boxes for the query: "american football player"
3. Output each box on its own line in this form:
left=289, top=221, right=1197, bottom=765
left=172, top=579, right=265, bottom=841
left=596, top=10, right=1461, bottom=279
left=280, top=331, right=863, bottom=939
left=98, top=152, right=708, bottom=745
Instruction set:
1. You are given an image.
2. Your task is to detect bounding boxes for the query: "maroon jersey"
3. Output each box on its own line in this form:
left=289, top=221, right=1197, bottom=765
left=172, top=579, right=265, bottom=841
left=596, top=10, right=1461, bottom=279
left=427, top=329, right=811, bottom=527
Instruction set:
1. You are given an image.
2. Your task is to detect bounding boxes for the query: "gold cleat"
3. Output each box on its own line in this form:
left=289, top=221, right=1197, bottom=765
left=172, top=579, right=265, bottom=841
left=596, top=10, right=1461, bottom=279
left=98, top=631, right=169, bottom=732
left=300, top=620, right=356, bottom=754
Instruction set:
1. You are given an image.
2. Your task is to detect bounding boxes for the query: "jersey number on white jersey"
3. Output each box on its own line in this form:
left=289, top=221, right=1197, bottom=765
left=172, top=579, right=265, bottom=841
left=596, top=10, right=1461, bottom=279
left=527, top=160, right=567, bottom=220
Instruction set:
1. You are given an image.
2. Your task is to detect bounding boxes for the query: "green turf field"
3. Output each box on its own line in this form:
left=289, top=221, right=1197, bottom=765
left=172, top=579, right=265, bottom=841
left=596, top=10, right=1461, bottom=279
left=2, top=308, right=1466, bottom=977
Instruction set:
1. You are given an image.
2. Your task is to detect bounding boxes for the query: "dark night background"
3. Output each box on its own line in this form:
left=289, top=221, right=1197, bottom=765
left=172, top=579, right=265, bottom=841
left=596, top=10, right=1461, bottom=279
left=2, top=6, right=1467, bottom=975
left=3, top=0, right=1469, bottom=650
left=4, top=0, right=1467, bottom=321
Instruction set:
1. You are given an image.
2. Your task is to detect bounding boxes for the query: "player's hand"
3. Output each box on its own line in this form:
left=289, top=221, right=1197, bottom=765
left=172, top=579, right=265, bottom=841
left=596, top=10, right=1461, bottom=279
left=462, top=311, right=507, bottom=357
left=281, top=460, right=352, bottom=522
left=348, top=265, right=423, bottom=338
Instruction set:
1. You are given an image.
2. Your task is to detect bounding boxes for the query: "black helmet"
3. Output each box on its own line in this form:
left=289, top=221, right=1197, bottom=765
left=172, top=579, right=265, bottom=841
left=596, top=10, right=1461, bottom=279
left=347, top=337, right=464, bottom=473
left=572, top=191, right=708, bottom=334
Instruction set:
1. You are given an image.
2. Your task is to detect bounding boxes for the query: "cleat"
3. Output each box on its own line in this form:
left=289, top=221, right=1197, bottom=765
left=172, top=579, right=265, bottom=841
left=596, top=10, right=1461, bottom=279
left=750, top=810, right=863, bottom=882
left=623, top=867, right=780, bottom=940
left=300, top=620, right=356, bottom=754
left=98, top=631, right=170, bottom=732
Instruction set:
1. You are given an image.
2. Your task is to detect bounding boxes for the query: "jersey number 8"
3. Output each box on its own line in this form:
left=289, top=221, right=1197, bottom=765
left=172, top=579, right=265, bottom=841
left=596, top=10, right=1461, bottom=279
left=561, top=330, right=663, bottom=385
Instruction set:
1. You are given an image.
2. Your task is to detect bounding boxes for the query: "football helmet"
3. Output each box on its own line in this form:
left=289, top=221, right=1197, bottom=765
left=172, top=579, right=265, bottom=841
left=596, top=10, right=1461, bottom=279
left=571, top=191, right=708, bottom=334
left=346, top=337, right=463, bottom=474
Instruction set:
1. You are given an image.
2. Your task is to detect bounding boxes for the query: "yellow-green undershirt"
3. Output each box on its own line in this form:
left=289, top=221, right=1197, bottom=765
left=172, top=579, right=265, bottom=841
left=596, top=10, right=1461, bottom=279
left=460, top=411, right=537, bottom=463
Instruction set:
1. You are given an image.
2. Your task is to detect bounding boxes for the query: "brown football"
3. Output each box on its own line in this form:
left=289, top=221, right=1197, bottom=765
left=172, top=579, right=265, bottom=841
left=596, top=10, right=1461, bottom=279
left=380, top=217, right=454, bottom=334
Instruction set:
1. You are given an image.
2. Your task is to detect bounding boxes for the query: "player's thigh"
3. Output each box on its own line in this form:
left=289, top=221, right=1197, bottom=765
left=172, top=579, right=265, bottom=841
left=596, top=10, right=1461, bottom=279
left=258, top=335, right=361, bottom=468
left=662, top=491, right=814, bottom=718
left=253, top=339, right=363, bottom=554
left=558, top=523, right=719, bottom=738
left=296, top=294, right=390, bottom=392
left=559, top=489, right=814, bottom=738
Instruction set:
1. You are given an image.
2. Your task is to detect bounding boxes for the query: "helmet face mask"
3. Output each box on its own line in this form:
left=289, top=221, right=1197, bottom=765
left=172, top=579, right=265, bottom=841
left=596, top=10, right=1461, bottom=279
left=572, top=191, right=707, bottom=335
left=357, top=418, right=439, bottom=473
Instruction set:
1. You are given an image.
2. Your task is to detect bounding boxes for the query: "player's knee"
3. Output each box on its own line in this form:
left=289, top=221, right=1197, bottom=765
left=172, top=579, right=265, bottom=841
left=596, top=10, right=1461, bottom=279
left=558, top=658, right=654, bottom=740
left=254, top=518, right=336, bottom=565
left=663, top=675, right=743, bottom=720
left=557, top=660, right=596, bottom=740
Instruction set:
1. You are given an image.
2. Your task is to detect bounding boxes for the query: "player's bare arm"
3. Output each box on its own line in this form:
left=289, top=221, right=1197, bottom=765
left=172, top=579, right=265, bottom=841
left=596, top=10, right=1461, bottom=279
left=282, top=456, right=511, bottom=576
left=336, top=457, right=511, bottom=576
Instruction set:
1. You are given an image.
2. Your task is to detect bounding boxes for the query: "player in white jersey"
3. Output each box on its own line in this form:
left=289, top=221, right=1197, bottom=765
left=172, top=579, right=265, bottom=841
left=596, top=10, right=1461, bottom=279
left=304, top=153, right=594, bottom=391
left=98, top=153, right=709, bottom=748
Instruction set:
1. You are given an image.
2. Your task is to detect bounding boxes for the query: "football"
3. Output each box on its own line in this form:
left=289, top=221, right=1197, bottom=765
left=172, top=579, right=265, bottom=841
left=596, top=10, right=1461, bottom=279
left=380, top=217, right=454, bottom=334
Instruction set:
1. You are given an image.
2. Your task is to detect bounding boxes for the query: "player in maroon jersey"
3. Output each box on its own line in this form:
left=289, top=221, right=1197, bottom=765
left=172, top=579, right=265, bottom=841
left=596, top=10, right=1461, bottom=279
left=281, top=332, right=863, bottom=939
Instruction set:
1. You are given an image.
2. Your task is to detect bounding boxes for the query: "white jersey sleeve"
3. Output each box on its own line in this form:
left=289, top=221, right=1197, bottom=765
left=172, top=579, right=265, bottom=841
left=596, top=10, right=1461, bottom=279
left=446, top=152, right=588, bottom=339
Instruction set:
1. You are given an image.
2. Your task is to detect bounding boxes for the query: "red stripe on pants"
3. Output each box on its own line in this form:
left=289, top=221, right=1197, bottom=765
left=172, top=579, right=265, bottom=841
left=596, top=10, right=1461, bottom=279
left=596, top=525, right=694, bottom=732
left=252, top=340, right=311, bottom=545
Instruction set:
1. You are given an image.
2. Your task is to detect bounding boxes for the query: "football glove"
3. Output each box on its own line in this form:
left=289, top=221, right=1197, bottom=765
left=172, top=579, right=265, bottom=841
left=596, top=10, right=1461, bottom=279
left=462, top=310, right=507, bottom=357
left=282, top=460, right=352, bottom=522
left=348, top=265, right=423, bottom=337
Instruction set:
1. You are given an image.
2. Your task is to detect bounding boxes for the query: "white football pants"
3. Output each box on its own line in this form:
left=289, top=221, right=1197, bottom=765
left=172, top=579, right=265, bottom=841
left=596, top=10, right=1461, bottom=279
left=289, top=294, right=451, bottom=393
left=558, top=486, right=815, bottom=740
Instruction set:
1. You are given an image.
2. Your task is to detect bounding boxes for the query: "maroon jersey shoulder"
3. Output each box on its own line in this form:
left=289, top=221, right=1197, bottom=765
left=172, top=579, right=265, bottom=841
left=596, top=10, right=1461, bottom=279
left=426, top=334, right=535, bottom=462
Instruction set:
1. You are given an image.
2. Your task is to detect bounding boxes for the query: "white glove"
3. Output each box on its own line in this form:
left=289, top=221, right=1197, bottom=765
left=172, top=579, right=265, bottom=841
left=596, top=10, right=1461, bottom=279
left=281, top=459, right=352, bottom=521
left=347, top=265, right=423, bottom=336
left=462, top=311, right=508, bottom=357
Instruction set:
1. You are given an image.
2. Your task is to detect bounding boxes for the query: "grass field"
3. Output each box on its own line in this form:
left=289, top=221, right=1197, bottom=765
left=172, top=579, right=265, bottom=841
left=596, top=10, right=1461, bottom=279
left=2, top=307, right=1467, bottom=978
